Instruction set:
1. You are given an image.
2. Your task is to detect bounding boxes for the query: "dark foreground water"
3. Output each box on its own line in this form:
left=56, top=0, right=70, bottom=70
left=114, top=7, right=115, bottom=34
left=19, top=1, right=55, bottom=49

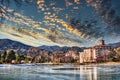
left=0, top=64, right=120, bottom=80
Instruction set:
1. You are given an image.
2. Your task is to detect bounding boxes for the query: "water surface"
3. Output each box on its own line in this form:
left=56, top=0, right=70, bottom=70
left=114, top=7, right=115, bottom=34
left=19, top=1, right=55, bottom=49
left=0, top=64, right=120, bottom=80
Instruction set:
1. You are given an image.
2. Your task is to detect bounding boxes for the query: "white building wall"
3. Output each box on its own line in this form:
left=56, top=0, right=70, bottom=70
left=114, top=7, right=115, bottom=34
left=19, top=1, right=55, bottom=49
left=79, top=52, right=84, bottom=63
left=92, top=49, right=97, bottom=62
left=79, top=45, right=111, bottom=63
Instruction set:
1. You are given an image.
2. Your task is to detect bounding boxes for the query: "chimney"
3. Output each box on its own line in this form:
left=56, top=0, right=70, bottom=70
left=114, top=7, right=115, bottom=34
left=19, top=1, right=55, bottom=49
left=100, top=40, right=105, bottom=45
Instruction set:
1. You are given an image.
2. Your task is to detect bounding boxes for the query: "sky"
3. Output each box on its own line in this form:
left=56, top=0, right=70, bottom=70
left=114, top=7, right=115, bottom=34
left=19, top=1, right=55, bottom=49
left=0, top=0, right=120, bottom=47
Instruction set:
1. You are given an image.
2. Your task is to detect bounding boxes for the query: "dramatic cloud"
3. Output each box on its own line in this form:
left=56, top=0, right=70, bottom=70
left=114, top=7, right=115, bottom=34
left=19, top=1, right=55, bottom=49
left=0, top=23, right=61, bottom=46
left=0, top=0, right=120, bottom=47
left=86, top=0, right=120, bottom=34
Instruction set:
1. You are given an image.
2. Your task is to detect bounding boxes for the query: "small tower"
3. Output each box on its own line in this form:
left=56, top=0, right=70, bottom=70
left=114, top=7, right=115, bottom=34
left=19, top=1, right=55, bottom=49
left=100, top=39, right=105, bottom=45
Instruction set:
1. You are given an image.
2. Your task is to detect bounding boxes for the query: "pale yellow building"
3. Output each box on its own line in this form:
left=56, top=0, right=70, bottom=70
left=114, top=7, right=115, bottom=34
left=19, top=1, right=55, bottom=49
left=79, top=40, right=111, bottom=63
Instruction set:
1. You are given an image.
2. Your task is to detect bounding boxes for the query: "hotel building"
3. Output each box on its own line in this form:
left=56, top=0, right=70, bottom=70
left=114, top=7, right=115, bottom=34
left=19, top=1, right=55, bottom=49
left=79, top=40, right=111, bottom=63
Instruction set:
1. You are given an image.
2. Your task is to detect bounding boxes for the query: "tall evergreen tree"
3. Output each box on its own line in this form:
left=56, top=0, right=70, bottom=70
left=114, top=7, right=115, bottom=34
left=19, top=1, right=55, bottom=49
left=5, top=50, right=16, bottom=63
left=1, top=51, right=7, bottom=63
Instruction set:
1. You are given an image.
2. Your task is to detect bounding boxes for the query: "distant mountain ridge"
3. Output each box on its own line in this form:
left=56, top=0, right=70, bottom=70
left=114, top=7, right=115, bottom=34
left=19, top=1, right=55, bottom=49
left=39, top=42, right=120, bottom=52
left=39, top=45, right=84, bottom=52
left=109, top=42, right=120, bottom=48
left=39, top=45, right=61, bottom=52
left=1, top=39, right=120, bottom=53
left=0, top=39, right=31, bottom=52
left=0, top=39, right=84, bottom=53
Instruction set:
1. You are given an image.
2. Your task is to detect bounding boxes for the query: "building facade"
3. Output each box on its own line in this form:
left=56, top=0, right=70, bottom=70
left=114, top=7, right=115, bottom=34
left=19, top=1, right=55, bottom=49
left=79, top=40, right=111, bottom=63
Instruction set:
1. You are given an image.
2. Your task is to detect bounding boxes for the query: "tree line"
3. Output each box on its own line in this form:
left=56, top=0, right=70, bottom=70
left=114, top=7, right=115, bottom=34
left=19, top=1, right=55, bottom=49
left=0, top=50, right=26, bottom=64
left=1, top=48, right=120, bottom=64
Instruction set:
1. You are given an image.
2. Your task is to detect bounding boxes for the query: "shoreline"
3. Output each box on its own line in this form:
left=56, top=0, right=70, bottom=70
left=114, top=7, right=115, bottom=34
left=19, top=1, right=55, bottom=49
left=1, top=62, right=120, bottom=66
left=95, top=62, right=120, bottom=66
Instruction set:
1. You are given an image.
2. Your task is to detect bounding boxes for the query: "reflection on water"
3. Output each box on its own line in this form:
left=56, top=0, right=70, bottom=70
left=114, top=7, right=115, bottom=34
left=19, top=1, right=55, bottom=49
left=53, top=66, right=98, bottom=80
left=0, top=64, right=120, bottom=80
left=79, top=66, right=97, bottom=80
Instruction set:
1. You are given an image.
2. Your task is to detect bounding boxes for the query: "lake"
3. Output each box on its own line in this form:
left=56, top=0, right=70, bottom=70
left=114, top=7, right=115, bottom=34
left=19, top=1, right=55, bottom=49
left=0, top=64, right=120, bottom=80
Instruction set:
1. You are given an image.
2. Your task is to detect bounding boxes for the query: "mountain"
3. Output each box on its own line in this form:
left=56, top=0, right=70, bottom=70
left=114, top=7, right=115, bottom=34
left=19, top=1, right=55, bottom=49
left=39, top=45, right=83, bottom=52
left=39, top=42, right=120, bottom=52
left=109, top=42, right=120, bottom=48
left=0, top=39, right=83, bottom=53
left=39, top=45, right=60, bottom=52
left=0, top=39, right=31, bottom=53
left=1, top=39, right=120, bottom=54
